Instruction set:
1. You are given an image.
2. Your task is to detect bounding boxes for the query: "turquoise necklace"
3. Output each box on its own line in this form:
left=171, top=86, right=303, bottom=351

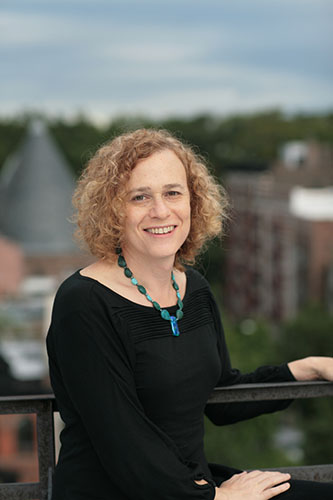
left=116, top=249, right=183, bottom=336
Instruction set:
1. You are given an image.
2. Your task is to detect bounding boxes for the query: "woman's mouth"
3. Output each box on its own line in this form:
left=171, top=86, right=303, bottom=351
left=144, top=225, right=176, bottom=235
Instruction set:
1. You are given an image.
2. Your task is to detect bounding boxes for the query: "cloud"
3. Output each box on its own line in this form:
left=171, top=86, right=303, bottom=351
left=101, top=43, right=202, bottom=64
left=3, top=58, right=331, bottom=121
left=1, top=0, right=332, bottom=119
left=0, top=11, right=75, bottom=46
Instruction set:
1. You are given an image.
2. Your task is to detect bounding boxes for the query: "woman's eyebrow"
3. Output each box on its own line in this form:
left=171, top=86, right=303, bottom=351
left=127, top=183, right=185, bottom=195
left=164, top=183, right=185, bottom=190
left=127, top=186, right=151, bottom=195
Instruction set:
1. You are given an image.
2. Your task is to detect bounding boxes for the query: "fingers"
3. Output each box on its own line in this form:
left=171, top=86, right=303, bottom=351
left=246, top=470, right=290, bottom=484
left=256, top=470, right=290, bottom=485
left=194, top=479, right=209, bottom=485
left=265, top=481, right=291, bottom=499
left=250, top=471, right=291, bottom=500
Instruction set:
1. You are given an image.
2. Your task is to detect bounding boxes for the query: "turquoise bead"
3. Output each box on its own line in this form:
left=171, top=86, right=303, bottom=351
left=137, top=285, right=146, bottom=294
left=176, top=291, right=181, bottom=299
left=118, top=255, right=126, bottom=268
left=146, top=295, right=152, bottom=302
left=161, top=309, right=171, bottom=320
left=124, top=268, right=132, bottom=278
left=176, top=310, right=184, bottom=320
left=131, top=278, right=138, bottom=285
left=172, top=282, right=179, bottom=291
left=153, top=301, right=161, bottom=311
left=177, top=299, right=183, bottom=309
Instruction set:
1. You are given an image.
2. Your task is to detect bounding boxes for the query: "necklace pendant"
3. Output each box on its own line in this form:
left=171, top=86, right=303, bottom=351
left=170, top=316, right=180, bottom=337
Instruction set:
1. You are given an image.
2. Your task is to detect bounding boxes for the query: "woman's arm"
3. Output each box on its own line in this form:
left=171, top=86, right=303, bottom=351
left=288, top=356, right=333, bottom=381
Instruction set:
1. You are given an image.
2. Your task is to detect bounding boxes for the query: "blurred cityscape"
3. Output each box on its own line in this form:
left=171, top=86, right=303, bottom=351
left=0, top=120, right=92, bottom=483
left=225, top=140, right=333, bottom=320
left=0, top=114, right=332, bottom=481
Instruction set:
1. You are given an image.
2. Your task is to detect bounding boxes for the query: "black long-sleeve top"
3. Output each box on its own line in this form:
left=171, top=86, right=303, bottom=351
left=46, top=267, right=295, bottom=500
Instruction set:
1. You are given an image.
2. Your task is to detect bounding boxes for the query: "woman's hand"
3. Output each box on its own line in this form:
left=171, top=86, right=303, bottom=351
left=214, top=470, right=291, bottom=500
left=288, top=356, right=333, bottom=381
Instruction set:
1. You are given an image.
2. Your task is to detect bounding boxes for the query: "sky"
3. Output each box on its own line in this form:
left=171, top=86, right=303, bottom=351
left=1, top=0, right=333, bottom=122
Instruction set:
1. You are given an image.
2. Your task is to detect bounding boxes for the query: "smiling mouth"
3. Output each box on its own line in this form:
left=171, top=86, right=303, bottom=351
left=144, top=225, right=176, bottom=235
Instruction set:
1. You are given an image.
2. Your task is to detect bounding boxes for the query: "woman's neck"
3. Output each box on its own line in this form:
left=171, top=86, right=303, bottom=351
left=121, top=248, right=175, bottom=297
left=80, top=252, right=184, bottom=308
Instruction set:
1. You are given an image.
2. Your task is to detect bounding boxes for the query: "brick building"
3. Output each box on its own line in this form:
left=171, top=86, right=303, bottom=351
left=0, top=237, right=24, bottom=296
left=224, top=141, right=333, bottom=321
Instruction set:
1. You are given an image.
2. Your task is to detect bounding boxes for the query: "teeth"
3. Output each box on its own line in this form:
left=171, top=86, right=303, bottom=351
left=146, top=225, right=175, bottom=234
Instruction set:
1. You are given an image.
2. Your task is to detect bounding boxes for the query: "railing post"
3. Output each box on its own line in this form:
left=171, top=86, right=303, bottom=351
left=36, top=400, right=55, bottom=500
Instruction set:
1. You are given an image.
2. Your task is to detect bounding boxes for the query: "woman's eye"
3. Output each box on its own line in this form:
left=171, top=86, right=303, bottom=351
left=132, top=194, right=147, bottom=202
left=166, top=191, right=181, bottom=197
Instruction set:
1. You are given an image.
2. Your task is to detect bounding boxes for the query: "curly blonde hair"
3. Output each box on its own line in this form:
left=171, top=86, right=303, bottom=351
left=73, top=128, right=228, bottom=268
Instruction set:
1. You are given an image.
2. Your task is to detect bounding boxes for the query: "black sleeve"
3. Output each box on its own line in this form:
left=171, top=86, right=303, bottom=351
left=204, top=290, right=295, bottom=426
left=48, top=288, right=215, bottom=500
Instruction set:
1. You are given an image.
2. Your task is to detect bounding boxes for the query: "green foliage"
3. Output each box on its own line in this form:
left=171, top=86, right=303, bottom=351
left=204, top=316, right=295, bottom=469
left=1, top=110, right=333, bottom=181
left=194, top=238, right=226, bottom=291
left=204, top=413, right=292, bottom=470
left=276, top=304, right=333, bottom=360
left=223, top=317, right=280, bottom=370
left=204, top=305, right=333, bottom=469
left=276, top=305, right=333, bottom=465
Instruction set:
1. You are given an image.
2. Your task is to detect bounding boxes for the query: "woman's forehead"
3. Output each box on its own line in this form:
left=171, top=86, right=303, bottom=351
left=127, top=150, right=187, bottom=189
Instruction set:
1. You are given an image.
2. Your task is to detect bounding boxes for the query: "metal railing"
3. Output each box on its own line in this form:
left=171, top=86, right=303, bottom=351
left=0, top=395, right=55, bottom=500
left=0, top=380, right=332, bottom=499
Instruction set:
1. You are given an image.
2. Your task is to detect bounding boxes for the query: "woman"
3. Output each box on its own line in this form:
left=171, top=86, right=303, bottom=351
left=47, top=129, right=333, bottom=500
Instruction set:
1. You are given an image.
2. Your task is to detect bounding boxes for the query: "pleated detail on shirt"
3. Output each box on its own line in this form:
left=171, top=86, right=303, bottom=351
left=118, top=287, right=214, bottom=344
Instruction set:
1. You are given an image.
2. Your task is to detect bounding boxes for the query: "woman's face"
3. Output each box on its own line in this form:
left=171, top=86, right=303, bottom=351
left=122, top=149, right=191, bottom=263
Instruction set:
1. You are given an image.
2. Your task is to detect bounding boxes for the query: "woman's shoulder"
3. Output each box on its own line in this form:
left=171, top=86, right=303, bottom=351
left=54, top=269, right=91, bottom=303
left=185, top=266, right=211, bottom=292
left=51, top=269, right=124, bottom=321
left=49, top=271, right=92, bottom=323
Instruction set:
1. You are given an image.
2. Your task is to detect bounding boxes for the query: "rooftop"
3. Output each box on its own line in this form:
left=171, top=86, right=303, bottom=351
left=0, top=120, right=77, bottom=255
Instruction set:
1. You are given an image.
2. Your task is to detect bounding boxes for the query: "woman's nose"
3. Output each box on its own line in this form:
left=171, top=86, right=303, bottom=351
left=149, top=197, right=171, bottom=218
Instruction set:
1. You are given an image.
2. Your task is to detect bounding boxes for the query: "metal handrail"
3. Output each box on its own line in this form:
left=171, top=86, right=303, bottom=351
left=0, top=381, right=332, bottom=499
left=210, top=380, right=333, bottom=403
